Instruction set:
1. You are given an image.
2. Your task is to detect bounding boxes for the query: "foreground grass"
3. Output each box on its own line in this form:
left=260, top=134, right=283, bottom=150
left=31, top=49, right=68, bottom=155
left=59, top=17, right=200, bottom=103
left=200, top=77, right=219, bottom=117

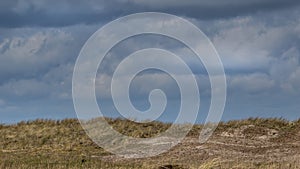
left=1, top=118, right=300, bottom=168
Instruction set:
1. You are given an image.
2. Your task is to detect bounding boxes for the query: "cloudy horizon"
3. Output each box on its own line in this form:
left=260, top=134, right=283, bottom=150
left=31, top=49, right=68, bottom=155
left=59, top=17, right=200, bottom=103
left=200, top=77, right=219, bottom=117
left=1, top=0, right=300, bottom=123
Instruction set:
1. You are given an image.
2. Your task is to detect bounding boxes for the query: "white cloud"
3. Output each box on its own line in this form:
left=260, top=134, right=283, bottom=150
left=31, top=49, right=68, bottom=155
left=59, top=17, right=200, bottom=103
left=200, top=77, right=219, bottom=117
left=212, top=18, right=268, bottom=70
left=210, top=16, right=300, bottom=71
left=0, top=29, right=75, bottom=81
left=229, top=73, right=275, bottom=94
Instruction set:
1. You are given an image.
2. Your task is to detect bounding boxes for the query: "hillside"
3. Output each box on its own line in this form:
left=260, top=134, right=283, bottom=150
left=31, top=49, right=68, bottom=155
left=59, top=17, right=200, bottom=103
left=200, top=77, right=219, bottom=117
left=1, top=118, right=300, bottom=169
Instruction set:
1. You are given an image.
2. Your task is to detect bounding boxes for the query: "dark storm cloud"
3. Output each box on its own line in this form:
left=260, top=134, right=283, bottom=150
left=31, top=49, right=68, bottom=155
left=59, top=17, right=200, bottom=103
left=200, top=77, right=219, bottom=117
left=140, top=0, right=300, bottom=20
left=0, top=0, right=107, bottom=27
left=0, top=0, right=300, bottom=27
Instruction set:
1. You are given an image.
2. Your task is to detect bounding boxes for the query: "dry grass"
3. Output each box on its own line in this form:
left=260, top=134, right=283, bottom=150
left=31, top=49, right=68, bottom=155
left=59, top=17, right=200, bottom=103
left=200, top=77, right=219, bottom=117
left=1, top=117, right=299, bottom=168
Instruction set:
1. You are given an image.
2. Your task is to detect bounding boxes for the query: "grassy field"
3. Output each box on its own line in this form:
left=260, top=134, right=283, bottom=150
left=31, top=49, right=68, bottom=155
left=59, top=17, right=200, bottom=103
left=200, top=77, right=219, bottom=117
left=1, top=118, right=300, bottom=168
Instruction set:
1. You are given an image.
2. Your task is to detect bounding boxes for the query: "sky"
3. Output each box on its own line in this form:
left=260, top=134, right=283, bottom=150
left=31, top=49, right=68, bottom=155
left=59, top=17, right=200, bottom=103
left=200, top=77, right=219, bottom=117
left=0, top=0, right=300, bottom=124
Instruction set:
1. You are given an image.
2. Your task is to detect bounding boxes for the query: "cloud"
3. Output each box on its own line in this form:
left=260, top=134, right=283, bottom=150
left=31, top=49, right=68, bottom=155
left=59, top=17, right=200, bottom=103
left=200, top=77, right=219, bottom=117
left=0, top=99, right=5, bottom=106
left=0, top=0, right=299, bottom=27
left=270, top=47, right=300, bottom=93
left=288, top=68, right=300, bottom=93
left=0, top=1, right=300, bottom=122
left=210, top=16, right=300, bottom=72
left=89, top=14, right=300, bottom=100
left=0, top=62, right=74, bottom=101
left=0, top=29, right=80, bottom=83
left=209, top=17, right=300, bottom=98
left=228, top=73, right=275, bottom=94
left=132, top=0, right=300, bottom=19
left=0, top=28, right=81, bottom=103
left=0, top=79, right=49, bottom=99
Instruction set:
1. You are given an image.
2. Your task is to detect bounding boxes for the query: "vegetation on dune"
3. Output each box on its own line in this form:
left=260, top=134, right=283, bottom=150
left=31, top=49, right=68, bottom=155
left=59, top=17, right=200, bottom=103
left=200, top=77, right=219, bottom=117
left=0, top=117, right=299, bottom=168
